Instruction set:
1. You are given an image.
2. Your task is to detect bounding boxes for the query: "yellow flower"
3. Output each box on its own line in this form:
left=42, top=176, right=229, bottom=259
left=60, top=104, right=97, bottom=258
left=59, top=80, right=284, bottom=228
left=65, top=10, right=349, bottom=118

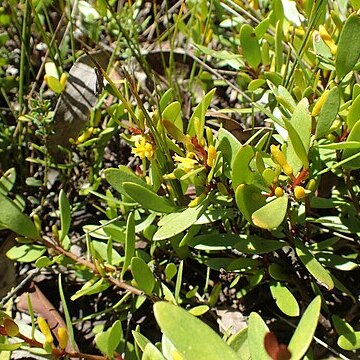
left=132, top=136, right=154, bottom=160
left=173, top=152, right=198, bottom=172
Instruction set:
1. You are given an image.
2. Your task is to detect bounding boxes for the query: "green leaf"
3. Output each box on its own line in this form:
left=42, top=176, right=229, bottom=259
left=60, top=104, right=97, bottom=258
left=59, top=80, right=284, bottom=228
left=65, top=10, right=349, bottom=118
left=269, top=280, right=300, bottom=317
left=188, top=233, right=285, bottom=253
left=335, top=13, right=360, bottom=79
left=45, top=75, right=64, bottom=94
left=0, top=343, right=23, bottom=351
left=332, top=315, right=354, bottom=335
left=162, top=101, right=183, bottom=131
left=92, top=241, right=122, bottom=265
left=316, top=252, right=358, bottom=271
left=341, top=120, right=360, bottom=169
left=285, top=98, right=311, bottom=172
left=269, top=263, right=290, bottom=281
left=165, top=263, right=177, bottom=281
left=121, top=212, right=135, bottom=278
left=142, top=342, right=166, bottom=360
left=248, top=78, right=266, bottom=92
left=347, top=94, right=360, bottom=130
left=187, top=88, right=216, bottom=136
left=227, top=258, right=261, bottom=272
left=338, top=332, right=360, bottom=351
left=122, top=182, right=177, bottom=214
left=319, top=141, right=360, bottom=150
left=70, top=278, right=110, bottom=301
left=59, top=189, right=71, bottom=242
left=95, top=320, right=122, bottom=356
left=131, top=257, right=155, bottom=295
left=240, top=24, right=261, bottom=68
left=315, top=86, right=340, bottom=138
left=231, top=145, right=255, bottom=189
left=0, top=192, right=39, bottom=239
left=0, top=168, right=16, bottom=195
left=154, top=302, right=240, bottom=360
left=235, top=184, right=266, bottom=224
left=351, top=0, right=360, bottom=9
left=217, top=128, right=241, bottom=177
left=132, top=330, right=151, bottom=351
left=227, top=327, right=250, bottom=360
left=153, top=201, right=208, bottom=241
left=188, top=305, right=209, bottom=316
left=288, top=296, right=321, bottom=360
left=295, top=238, right=334, bottom=289
left=6, top=244, right=46, bottom=263
left=251, top=196, right=288, bottom=230
left=255, top=17, right=270, bottom=38
left=248, top=312, right=271, bottom=360
left=105, top=166, right=152, bottom=197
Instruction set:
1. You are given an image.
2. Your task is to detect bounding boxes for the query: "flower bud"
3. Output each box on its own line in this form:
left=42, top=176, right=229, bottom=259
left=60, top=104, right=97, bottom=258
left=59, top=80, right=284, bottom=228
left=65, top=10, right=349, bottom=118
left=207, top=145, right=217, bottom=167
left=282, top=163, right=294, bottom=177
left=312, top=90, right=329, bottom=117
left=274, top=187, right=284, bottom=197
left=188, top=193, right=206, bottom=208
left=57, top=327, right=68, bottom=349
left=294, top=186, right=306, bottom=201
left=38, top=317, right=54, bottom=345
left=270, top=145, right=287, bottom=167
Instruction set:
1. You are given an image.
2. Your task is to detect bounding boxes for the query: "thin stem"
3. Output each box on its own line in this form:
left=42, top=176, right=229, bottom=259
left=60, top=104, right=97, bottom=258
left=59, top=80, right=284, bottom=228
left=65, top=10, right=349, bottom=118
left=40, top=238, right=149, bottom=299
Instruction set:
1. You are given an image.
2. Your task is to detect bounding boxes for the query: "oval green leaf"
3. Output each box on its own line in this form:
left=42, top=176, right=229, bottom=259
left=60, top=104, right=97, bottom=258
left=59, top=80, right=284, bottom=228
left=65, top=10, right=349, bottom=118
left=122, top=182, right=177, bottom=214
left=336, top=13, right=360, bottom=79
left=232, top=145, right=255, bottom=189
left=347, top=93, right=360, bottom=130
left=6, top=244, right=46, bottom=263
left=288, top=296, right=321, bottom=360
left=285, top=98, right=311, bottom=172
left=338, top=332, right=360, bottom=350
left=269, top=280, right=300, bottom=317
left=341, top=119, right=360, bottom=169
left=252, top=196, right=288, bottom=230
left=153, top=201, right=208, bottom=241
left=131, top=257, right=155, bottom=295
left=235, top=184, right=266, bottom=224
left=248, top=312, right=271, bottom=360
left=240, top=24, right=261, bottom=68
left=294, top=238, right=334, bottom=290
left=154, top=302, right=240, bottom=360
left=105, top=166, right=152, bottom=197
left=315, top=86, right=340, bottom=139
left=0, top=192, right=39, bottom=239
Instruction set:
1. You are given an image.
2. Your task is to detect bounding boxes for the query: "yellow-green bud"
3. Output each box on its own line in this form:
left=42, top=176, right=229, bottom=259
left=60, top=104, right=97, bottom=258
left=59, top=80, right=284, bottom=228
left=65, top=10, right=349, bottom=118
left=311, top=90, right=329, bottom=117
left=188, top=193, right=206, bottom=208
left=294, top=186, right=306, bottom=201
left=207, top=145, right=217, bottom=167
left=282, top=163, right=294, bottom=177
left=38, top=317, right=54, bottom=345
left=57, top=327, right=68, bottom=349
left=274, top=187, right=284, bottom=197
left=270, top=145, right=287, bottom=167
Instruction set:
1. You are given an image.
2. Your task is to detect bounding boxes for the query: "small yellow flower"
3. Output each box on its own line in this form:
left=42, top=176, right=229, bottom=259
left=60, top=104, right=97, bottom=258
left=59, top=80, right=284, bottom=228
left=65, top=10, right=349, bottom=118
left=173, top=152, right=198, bottom=172
left=132, top=136, right=154, bottom=160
